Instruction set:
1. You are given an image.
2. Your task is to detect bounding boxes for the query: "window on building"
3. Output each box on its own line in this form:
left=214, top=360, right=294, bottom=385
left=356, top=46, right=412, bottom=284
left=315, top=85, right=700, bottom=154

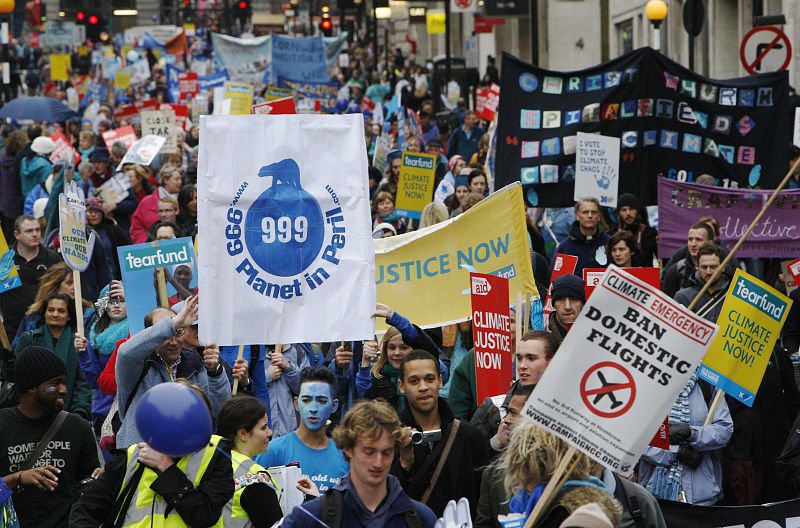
left=616, top=19, right=634, bottom=55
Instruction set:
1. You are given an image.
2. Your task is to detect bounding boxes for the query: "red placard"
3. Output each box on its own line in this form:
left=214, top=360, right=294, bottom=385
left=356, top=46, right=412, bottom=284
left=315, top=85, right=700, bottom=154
left=48, top=130, right=80, bottom=165
left=470, top=272, right=513, bottom=403
left=178, top=72, right=198, bottom=102
left=649, top=417, right=670, bottom=450
left=543, top=253, right=578, bottom=325
left=787, top=257, right=800, bottom=288
left=115, top=99, right=159, bottom=125
left=583, top=267, right=660, bottom=298
left=474, top=16, right=505, bottom=34
left=102, top=125, right=138, bottom=151
left=475, top=83, right=500, bottom=122
left=252, top=97, right=297, bottom=115
left=160, top=103, right=189, bottom=130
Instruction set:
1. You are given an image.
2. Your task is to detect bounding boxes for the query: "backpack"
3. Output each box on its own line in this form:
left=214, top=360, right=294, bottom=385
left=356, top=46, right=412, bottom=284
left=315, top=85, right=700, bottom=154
left=320, top=488, right=422, bottom=528
left=612, top=474, right=645, bottom=528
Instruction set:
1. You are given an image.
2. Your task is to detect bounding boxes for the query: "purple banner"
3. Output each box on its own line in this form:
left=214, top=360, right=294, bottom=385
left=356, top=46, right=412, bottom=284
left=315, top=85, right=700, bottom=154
left=658, top=178, right=800, bottom=259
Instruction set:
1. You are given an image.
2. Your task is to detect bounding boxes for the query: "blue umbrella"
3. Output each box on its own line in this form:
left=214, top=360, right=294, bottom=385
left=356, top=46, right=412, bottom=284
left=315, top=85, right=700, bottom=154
left=0, top=96, right=79, bottom=122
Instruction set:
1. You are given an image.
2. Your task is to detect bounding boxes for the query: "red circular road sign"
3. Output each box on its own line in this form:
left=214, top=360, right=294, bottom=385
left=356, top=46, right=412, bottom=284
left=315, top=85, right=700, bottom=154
left=580, top=362, right=636, bottom=419
left=739, top=26, right=792, bottom=75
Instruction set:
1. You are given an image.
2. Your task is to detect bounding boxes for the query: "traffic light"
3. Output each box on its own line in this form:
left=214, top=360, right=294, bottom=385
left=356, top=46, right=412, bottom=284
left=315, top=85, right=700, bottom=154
left=76, top=10, right=85, bottom=21
left=319, top=17, right=332, bottom=36
left=235, top=0, right=251, bottom=18
left=76, top=11, right=104, bottom=42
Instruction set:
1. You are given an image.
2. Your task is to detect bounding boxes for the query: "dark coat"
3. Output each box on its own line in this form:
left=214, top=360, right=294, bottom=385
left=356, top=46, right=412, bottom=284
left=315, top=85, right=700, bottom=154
left=781, top=288, right=800, bottom=354
left=553, top=221, right=609, bottom=277
left=393, top=399, right=489, bottom=517
left=725, top=348, right=800, bottom=503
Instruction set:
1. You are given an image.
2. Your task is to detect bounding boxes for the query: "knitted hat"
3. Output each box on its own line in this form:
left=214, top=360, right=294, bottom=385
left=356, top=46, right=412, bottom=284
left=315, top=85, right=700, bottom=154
left=550, top=274, right=586, bottom=304
left=387, top=149, right=403, bottom=163
left=426, top=138, right=443, bottom=149
left=448, top=155, right=463, bottom=172
left=559, top=503, right=613, bottom=528
left=31, top=136, right=55, bottom=155
left=616, top=193, right=640, bottom=211
left=454, top=174, right=469, bottom=190
left=14, top=346, right=67, bottom=392
left=89, top=147, right=112, bottom=163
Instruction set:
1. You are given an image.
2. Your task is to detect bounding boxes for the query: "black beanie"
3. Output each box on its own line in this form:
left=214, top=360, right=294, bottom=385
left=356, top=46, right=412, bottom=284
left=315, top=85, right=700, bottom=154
left=551, top=274, right=586, bottom=304
left=616, top=193, right=640, bottom=211
left=14, top=346, right=67, bottom=392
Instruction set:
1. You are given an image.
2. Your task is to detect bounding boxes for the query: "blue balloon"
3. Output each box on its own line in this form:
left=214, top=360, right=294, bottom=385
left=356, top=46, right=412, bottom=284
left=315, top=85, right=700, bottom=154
left=135, top=383, right=212, bottom=457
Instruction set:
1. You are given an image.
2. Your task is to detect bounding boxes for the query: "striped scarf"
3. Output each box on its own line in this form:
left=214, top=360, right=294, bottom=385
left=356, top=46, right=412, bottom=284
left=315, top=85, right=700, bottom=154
left=646, top=372, right=697, bottom=500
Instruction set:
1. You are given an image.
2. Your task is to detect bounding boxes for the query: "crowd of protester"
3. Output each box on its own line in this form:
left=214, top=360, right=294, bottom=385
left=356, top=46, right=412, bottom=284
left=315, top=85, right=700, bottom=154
left=0, top=29, right=799, bottom=528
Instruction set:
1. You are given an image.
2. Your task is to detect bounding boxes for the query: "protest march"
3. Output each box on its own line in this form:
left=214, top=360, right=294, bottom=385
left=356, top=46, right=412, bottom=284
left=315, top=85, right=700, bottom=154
left=2, top=4, right=800, bottom=528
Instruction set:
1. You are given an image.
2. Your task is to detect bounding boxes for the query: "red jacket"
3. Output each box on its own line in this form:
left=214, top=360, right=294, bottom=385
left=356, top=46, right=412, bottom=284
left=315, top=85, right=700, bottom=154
left=129, top=192, right=160, bottom=243
left=97, top=337, right=128, bottom=396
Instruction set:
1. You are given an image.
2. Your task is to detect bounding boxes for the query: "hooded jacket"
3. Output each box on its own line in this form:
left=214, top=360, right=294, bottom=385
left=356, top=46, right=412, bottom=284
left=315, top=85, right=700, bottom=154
left=280, top=474, right=437, bottom=528
left=553, top=221, right=609, bottom=277
left=19, top=154, right=52, bottom=196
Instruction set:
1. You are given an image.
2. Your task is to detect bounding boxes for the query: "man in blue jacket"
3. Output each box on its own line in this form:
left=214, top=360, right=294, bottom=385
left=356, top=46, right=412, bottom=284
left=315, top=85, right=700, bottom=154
left=447, top=111, right=483, bottom=161
left=554, top=197, right=609, bottom=277
left=281, top=399, right=437, bottom=528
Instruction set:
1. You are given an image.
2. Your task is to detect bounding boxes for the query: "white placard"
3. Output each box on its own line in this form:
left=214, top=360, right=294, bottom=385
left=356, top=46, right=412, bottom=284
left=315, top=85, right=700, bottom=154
left=140, top=109, right=177, bottom=154
left=522, top=266, right=718, bottom=476
left=574, top=132, right=620, bottom=207
left=197, top=114, right=376, bottom=345
left=116, top=135, right=167, bottom=170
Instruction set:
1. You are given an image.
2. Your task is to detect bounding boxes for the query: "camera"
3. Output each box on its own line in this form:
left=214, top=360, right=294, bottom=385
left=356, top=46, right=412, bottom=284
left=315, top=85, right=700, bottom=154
left=411, top=429, right=442, bottom=445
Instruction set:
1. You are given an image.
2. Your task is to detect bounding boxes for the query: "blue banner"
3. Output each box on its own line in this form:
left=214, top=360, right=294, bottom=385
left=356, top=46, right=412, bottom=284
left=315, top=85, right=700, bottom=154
left=82, top=83, right=106, bottom=108
left=166, top=63, right=181, bottom=103
left=270, top=35, right=328, bottom=84
left=199, top=70, right=229, bottom=92
left=278, top=77, right=339, bottom=113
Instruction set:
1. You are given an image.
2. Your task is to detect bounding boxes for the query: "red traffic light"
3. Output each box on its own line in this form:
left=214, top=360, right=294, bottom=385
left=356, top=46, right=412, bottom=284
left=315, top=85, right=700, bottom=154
left=76, top=10, right=85, bottom=20
left=321, top=19, right=332, bottom=29
left=238, top=0, right=247, bottom=8
left=88, top=14, right=99, bottom=24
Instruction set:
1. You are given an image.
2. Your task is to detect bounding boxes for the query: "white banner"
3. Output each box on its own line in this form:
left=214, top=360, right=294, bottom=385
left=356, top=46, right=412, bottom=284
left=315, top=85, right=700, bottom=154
left=197, top=114, right=375, bottom=345
left=522, top=266, right=718, bottom=476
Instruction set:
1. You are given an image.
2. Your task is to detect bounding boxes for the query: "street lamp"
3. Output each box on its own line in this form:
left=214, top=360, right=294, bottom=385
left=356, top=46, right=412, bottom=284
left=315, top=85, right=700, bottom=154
left=645, top=0, right=668, bottom=52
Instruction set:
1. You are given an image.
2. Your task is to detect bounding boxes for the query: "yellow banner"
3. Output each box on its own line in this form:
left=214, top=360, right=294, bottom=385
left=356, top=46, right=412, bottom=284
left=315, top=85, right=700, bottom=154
left=426, top=12, right=446, bottom=35
left=395, top=152, right=437, bottom=220
left=699, top=269, right=792, bottom=406
left=115, top=71, right=131, bottom=90
left=0, top=228, right=21, bottom=294
left=50, top=54, right=71, bottom=81
left=224, top=81, right=255, bottom=115
left=375, top=183, right=537, bottom=329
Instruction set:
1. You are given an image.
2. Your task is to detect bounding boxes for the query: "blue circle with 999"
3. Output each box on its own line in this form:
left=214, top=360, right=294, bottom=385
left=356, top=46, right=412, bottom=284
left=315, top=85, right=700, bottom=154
left=519, top=73, right=539, bottom=93
left=244, top=160, right=326, bottom=277
left=526, top=188, right=540, bottom=206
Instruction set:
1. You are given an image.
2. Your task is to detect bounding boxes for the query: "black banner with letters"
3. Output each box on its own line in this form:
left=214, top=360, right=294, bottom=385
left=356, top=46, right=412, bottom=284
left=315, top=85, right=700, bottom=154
left=495, top=48, right=790, bottom=207
left=658, top=498, right=800, bottom=527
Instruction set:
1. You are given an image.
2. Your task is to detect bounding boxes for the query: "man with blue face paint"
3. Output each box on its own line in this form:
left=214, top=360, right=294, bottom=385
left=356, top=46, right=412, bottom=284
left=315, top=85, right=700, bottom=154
left=255, top=367, right=349, bottom=495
